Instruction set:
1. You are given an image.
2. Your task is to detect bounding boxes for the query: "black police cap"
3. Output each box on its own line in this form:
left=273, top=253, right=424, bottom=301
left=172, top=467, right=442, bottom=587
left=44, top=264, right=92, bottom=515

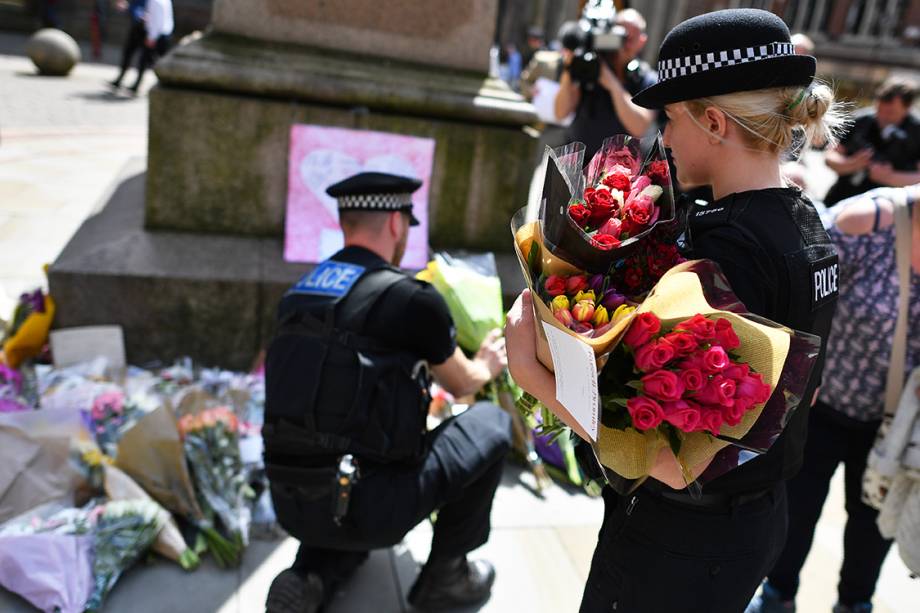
left=326, top=172, right=422, bottom=226
left=632, top=9, right=816, bottom=109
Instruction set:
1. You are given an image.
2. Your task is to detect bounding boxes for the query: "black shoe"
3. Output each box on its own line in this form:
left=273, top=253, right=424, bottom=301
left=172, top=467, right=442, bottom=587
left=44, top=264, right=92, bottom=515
left=107, top=80, right=122, bottom=90
left=407, top=556, right=495, bottom=610
left=265, top=569, right=323, bottom=613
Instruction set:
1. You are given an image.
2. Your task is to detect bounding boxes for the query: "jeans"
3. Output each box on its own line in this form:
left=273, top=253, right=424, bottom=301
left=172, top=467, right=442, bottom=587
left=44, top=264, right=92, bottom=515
left=580, top=482, right=788, bottom=613
left=766, top=403, right=893, bottom=606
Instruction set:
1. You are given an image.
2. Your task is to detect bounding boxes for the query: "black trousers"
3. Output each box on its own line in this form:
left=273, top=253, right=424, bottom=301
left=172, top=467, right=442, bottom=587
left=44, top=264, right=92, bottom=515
left=133, top=35, right=172, bottom=89
left=271, top=402, right=512, bottom=593
left=579, top=482, right=788, bottom=613
left=767, top=403, right=893, bottom=606
left=114, top=20, right=145, bottom=85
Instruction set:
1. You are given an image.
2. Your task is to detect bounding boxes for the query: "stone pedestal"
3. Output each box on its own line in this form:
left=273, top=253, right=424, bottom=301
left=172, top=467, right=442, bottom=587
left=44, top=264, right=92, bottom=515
left=50, top=0, right=537, bottom=369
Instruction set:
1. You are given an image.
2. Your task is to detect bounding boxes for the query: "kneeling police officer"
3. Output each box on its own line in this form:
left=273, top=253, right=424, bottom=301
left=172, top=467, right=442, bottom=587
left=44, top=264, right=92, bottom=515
left=264, top=172, right=512, bottom=613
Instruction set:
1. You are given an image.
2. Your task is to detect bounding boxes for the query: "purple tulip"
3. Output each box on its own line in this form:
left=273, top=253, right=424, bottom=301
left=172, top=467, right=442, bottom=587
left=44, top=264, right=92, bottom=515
left=601, top=290, right=627, bottom=310
left=587, top=274, right=605, bottom=293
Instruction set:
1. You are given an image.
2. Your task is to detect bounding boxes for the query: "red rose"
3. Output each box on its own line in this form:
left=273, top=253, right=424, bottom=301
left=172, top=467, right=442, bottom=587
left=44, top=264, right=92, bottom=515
left=713, top=318, right=741, bottom=350
left=568, top=203, right=590, bottom=226
left=735, top=372, right=772, bottom=404
left=587, top=191, right=617, bottom=227
left=663, top=332, right=697, bottom=357
left=591, top=233, right=621, bottom=250
left=565, top=275, right=588, bottom=294
left=694, top=375, right=736, bottom=406
left=602, top=172, right=631, bottom=193
left=697, top=409, right=724, bottom=436
left=674, top=314, right=716, bottom=340
left=641, top=370, right=685, bottom=402
left=623, top=267, right=645, bottom=291
left=647, top=159, right=670, bottom=186
left=702, top=346, right=730, bottom=373
left=544, top=275, right=566, bottom=297
left=723, top=363, right=750, bottom=381
left=634, top=339, right=676, bottom=372
left=626, top=396, right=664, bottom=431
left=662, top=399, right=702, bottom=432
left=721, top=399, right=748, bottom=426
left=679, top=368, right=705, bottom=392
left=647, top=254, right=672, bottom=278
left=623, top=312, right=661, bottom=348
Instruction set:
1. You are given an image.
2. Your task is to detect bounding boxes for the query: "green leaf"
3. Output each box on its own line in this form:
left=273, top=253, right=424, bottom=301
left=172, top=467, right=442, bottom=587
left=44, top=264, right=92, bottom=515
left=527, top=241, right=541, bottom=278
left=625, top=380, right=643, bottom=391
left=663, top=423, right=683, bottom=457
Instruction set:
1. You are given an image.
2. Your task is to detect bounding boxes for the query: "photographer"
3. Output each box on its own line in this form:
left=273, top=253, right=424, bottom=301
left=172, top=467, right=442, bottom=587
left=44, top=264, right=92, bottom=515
left=554, top=8, right=657, bottom=161
left=824, top=78, right=920, bottom=206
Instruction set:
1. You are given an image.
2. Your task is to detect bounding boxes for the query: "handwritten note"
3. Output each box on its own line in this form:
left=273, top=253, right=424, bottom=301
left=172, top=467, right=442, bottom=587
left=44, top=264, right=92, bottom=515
left=541, top=322, right=599, bottom=441
left=49, top=326, right=126, bottom=369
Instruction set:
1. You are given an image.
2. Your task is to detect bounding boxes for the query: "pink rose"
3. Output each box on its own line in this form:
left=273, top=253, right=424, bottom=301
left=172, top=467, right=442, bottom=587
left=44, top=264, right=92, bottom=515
left=702, top=346, right=730, bottom=373
left=634, top=339, right=677, bottom=372
left=663, top=332, right=697, bottom=357
left=679, top=368, right=705, bottom=392
left=623, top=312, right=661, bottom=348
left=641, top=370, right=685, bottom=402
left=662, top=399, right=702, bottom=432
left=694, top=375, right=736, bottom=406
left=735, top=372, right=772, bottom=404
left=723, top=363, right=751, bottom=381
left=713, top=318, right=741, bottom=350
left=722, top=398, right=749, bottom=426
left=626, top=396, right=664, bottom=431
left=697, top=409, right=725, bottom=436
left=631, top=175, right=652, bottom=192
left=674, top=314, right=716, bottom=340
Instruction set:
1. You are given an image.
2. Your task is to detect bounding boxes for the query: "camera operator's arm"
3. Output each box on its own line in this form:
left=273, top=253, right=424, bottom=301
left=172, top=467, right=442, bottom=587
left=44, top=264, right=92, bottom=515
left=868, top=161, right=920, bottom=187
left=431, top=329, right=507, bottom=398
left=554, top=50, right=580, bottom=122
left=598, top=62, right=655, bottom=137
left=825, top=145, right=873, bottom=176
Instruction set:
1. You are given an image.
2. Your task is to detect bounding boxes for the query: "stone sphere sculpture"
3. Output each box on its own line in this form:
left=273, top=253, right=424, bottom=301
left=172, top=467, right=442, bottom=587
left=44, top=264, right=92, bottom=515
left=26, top=29, right=81, bottom=76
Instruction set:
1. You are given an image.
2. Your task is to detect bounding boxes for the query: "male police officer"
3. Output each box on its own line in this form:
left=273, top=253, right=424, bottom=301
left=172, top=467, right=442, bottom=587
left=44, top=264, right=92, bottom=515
left=263, top=172, right=512, bottom=613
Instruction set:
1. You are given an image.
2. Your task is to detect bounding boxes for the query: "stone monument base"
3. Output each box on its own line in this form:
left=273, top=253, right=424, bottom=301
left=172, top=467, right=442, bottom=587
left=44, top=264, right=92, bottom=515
left=49, top=160, right=525, bottom=370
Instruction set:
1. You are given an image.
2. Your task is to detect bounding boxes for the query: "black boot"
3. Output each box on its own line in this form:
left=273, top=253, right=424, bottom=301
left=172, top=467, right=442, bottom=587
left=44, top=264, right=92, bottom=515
left=407, top=556, right=496, bottom=610
left=265, top=569, right=324, bottom=613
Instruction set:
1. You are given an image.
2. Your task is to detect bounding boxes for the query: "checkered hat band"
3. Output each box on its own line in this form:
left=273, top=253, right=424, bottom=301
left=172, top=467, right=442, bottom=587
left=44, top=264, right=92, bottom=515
left=337, top=193, right=413, bottom=212
left=657, top=42, right=796, bottom=83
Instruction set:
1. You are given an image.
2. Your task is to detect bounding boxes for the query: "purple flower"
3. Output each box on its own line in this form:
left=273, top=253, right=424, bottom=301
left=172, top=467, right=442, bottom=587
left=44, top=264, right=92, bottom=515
left=18, top=289, right=45, bottom=314
left=0, top=365, right=22, bottom=394
left=587, top=274, right=605, bottom=293
left=601, top=290, right=627, bottom=310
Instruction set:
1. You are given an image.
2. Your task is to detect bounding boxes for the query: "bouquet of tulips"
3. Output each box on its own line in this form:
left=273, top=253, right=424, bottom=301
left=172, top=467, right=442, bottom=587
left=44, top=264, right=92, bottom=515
left=178, top=406, right=254, bottom=567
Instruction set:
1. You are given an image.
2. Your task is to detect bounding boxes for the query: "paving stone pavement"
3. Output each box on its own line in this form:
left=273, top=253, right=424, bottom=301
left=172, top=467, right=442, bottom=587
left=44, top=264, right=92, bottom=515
left=0, top=30, right=917, bottom=613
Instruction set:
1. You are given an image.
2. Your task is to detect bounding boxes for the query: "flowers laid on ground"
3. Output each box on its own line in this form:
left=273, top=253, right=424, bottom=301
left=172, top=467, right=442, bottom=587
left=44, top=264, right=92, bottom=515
left=600, top=313, right=773, bottom=449
left=568, top=154, right=671, bottom=251
left=178, top=406, right=254, bottom=567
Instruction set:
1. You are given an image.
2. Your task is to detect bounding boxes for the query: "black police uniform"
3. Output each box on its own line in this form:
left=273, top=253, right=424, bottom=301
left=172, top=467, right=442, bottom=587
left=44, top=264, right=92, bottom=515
left=580, top=187, right=838, bottom=613
left=564, top=57, right=657, bottom=161
left=824, top=107, right=920, bottom=206
left=263, top=174, right=511, bottom=599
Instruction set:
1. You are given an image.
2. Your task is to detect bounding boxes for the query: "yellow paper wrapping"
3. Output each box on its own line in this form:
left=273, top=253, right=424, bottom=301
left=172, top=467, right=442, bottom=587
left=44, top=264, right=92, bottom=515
left=1, top=295, right=56, bottom=368
left=513, top=214, right=793, bottom=481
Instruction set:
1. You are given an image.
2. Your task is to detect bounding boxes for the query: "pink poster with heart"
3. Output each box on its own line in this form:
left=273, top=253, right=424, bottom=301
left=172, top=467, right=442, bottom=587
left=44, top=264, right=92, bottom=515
left=284, top=125, right=435, bottom=269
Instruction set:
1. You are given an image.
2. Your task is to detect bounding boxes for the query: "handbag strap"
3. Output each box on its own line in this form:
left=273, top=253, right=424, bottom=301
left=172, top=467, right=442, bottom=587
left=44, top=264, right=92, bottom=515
left=884, top=190, right=913, bottom=418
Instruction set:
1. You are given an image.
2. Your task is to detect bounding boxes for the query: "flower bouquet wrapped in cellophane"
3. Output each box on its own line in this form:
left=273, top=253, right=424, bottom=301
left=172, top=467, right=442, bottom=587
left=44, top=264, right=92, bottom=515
left=587, top=260, right=820, bottom=494
left=539, top=134, right=677, bottom=273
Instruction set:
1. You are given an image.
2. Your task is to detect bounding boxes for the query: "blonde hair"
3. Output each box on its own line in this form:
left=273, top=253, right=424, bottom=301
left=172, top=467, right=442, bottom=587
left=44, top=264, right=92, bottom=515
left=685, top=81, right=848, bottom=158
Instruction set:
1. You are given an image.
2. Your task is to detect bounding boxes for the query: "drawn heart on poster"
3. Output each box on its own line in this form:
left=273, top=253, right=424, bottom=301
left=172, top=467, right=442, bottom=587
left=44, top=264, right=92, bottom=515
left=299, top=151, right=420, bottom=219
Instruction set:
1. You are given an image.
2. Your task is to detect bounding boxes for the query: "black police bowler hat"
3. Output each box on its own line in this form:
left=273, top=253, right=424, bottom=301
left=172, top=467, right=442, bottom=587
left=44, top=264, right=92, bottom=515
left=326, top=172, right=423, bottom=226
left=632, top=9, right=816, bottom=109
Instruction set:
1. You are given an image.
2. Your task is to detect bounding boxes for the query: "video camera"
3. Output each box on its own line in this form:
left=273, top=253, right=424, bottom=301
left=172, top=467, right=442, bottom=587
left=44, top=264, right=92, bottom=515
left=560, top=0, right=625, bottom=83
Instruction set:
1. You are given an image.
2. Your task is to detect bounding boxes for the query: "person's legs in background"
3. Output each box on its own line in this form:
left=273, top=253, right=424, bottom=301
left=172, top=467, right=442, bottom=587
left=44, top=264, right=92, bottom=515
left=110, top=20, right=145, bottom=88
left=748, top=405, right=844, bottom=612
left=835, top=420, right=893, bottom=612
left=129, top=35, right=171, bottom=93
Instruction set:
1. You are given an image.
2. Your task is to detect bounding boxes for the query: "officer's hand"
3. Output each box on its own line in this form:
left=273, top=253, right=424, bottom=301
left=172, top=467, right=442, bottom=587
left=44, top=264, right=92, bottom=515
left=869, top=161, right=895, bottom=185
left=849, top=148, right=873, bottom=172
left=474, top=328, right=507, bottom=380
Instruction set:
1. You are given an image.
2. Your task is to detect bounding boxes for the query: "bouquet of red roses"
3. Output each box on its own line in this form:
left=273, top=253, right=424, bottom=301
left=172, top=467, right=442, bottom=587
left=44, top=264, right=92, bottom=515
left=540, top=134, right=678, bottom=273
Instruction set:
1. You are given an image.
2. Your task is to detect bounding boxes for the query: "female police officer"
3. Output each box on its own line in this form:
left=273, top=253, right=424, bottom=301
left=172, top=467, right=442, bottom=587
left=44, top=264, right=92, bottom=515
left=506, top=9, right=845, bottom=612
